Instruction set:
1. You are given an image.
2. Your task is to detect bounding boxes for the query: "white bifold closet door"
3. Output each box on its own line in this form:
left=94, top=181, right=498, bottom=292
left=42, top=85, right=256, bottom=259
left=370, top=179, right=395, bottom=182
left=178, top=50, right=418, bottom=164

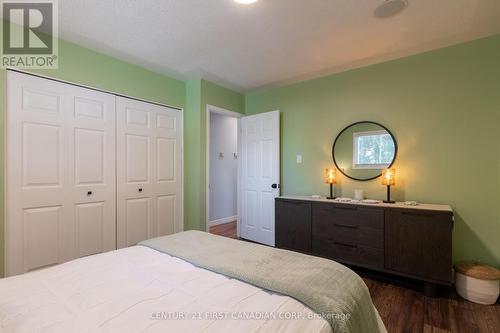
left=6, top=71, right=116, bottom=276
left=116, top=97, right=183, bottom=248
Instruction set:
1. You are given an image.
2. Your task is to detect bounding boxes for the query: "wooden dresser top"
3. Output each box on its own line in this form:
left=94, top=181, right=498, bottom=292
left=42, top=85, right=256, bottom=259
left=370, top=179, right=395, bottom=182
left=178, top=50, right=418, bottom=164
left=277, top=195, right=453, bottom=214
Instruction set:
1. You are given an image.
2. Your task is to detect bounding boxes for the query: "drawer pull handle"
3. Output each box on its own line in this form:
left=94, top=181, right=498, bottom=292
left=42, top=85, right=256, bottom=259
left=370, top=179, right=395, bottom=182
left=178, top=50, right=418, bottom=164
left=334, top=223, right=358, bottom=229
left=335, top=206, right=358, bottom=211
left=334, top=241, right=357, bottom=248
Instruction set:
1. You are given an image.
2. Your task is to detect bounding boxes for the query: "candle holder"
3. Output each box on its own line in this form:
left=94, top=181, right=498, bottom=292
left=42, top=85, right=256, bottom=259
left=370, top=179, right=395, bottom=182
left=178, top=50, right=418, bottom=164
left=325, top=168, right=337, bottom=199
left=381, top=168, right=396, bottom=203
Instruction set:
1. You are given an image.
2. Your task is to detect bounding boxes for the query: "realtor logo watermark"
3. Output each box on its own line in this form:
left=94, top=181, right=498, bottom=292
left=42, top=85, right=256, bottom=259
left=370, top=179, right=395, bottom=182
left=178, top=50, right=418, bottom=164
left=1, top=0, right=58, bottom=68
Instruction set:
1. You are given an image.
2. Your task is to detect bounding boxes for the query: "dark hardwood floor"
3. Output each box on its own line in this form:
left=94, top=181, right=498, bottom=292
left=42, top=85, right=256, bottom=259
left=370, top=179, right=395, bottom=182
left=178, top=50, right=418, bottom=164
left=365, top=277, right=500, bottom=333
left=209, top=221, right=500, bottom=333
left=209, top=221, right=238, bottom=239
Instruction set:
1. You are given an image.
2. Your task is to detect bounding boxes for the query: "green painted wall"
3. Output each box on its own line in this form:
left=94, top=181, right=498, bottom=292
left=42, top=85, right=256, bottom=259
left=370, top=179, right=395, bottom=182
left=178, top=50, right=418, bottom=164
left=0, top=38, right=186, bottom=277
left=184, top=79, right=203, bottom=231
left=246, top=34, right=500, bottom=267
left=184, top=79, right=245, bottom=231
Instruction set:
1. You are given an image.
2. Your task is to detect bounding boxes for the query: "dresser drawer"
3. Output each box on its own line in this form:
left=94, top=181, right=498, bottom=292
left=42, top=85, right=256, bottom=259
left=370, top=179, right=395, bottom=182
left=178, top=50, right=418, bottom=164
left=312, top=203, right=384, bottom=229
left=331, top=224, right=384, bottom=249
left=312, top=219, right=384, bottom=249
left=311, top=203, right=385, bottom=269
left=312, top=203, right=384, bottom=248
left=313, top=237, right=384, bottom=269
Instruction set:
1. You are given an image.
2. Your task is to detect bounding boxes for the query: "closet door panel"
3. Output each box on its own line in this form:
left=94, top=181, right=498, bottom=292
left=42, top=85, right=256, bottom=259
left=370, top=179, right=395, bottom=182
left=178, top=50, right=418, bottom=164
left=157, top=195, right=175, bottom=236
left=117, top=99, right=154, bottom=248
left=6, top=72, right=116, bottom=276
left=157, top=138, right=175, bottom=182
left=153, top=108, right=182, bottom=238
left=74, top=128, right=105, bottom=184
left=117, top=97, right=182, bottom=248
left=69, top=86, right=116, bottom=255
left=23, top=206, right=63, bottom=271
left=126, top=134, right=151, bottom=183
left=76, top=202, right=105, bottom=257
left=6, top=72, right=73, bottom=276
left=125, top=198, right=152, bottom=246
left=23, top=123, right=62, bottom=186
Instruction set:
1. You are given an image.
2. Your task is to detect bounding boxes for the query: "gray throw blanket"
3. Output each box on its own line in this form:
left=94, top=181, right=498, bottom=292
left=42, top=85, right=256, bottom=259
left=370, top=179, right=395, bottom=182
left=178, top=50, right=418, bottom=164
left=139, top=230, right=387, bottom=333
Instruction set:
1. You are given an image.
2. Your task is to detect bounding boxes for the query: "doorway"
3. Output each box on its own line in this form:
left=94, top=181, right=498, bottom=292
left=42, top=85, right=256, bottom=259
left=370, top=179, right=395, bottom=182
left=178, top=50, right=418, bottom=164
left=206, top=105, right=242, bottom=238
left=206, top=106, right=280, bottom=245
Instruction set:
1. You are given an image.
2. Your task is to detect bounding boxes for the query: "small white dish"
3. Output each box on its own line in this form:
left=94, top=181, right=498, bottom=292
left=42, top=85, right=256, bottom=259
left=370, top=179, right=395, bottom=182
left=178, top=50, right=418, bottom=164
left=362, top=199, right=381, bottom=204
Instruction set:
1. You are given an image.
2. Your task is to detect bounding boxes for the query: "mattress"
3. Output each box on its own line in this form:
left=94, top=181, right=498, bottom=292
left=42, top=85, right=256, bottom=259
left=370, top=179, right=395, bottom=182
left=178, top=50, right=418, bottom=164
left=0, top=246, right=332, bottom=333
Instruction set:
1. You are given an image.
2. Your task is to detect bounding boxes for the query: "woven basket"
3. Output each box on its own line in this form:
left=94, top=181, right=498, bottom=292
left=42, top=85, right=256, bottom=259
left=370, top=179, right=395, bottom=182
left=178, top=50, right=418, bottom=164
left=455, top=262, right=500, bottom=305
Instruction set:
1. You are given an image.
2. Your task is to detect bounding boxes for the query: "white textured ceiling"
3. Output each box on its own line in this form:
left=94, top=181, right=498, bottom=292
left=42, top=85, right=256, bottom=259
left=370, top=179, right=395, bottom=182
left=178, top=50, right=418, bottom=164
left=59, top=0, right=500, bottom=92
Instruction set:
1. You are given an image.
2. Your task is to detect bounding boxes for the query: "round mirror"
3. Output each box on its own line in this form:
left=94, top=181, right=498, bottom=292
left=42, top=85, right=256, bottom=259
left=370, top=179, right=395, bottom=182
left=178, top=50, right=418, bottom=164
left=332, top=121, right=397, bottom=181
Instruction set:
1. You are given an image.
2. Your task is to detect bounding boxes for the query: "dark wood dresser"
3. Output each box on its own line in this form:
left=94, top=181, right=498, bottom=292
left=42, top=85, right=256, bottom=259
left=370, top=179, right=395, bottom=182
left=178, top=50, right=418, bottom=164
left=275, top=196, right=453, bottom=296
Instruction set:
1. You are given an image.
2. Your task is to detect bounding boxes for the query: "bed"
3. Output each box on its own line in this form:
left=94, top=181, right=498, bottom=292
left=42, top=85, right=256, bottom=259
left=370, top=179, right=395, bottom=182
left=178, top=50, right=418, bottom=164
left=0, top=231, right=386, bottom=333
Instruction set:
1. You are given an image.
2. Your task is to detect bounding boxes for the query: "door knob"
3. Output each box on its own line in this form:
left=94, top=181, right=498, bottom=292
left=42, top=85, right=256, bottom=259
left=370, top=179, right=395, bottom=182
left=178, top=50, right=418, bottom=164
left=87, top=191, right=93, bottom=196
left=138, top=188, right=143, bottom=193
left=271, top=184, right=280, bottom=189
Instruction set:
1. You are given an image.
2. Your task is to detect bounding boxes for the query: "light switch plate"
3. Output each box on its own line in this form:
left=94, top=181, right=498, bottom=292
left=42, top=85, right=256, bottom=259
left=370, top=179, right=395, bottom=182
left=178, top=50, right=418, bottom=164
left=296, top=155, right=302, bottom=164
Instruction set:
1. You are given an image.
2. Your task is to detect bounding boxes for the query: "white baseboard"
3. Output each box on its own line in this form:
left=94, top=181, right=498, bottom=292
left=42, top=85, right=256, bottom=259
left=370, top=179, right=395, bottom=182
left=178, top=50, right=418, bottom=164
left=208, top=216, right=237, bottom=227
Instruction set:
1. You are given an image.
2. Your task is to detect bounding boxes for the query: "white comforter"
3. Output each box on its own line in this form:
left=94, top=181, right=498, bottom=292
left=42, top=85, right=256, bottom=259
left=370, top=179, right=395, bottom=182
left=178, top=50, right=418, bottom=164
left=0, top=246, right=331, bottom=333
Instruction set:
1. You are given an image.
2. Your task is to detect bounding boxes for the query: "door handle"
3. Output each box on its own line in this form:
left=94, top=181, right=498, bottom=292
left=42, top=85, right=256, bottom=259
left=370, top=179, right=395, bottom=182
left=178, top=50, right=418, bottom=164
left=87, top=191, right=93, bottom=196
left=138, top=188, right=143, bottom=193
left=271, top=184, right=280, bottom=189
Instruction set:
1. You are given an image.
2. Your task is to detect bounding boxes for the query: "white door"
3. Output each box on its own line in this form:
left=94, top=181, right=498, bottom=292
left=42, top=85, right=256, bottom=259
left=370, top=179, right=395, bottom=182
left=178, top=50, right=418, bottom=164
left=116, top=97, right=183, bottom=248
left=6, top=71, right=116, bottom=276
left=240, top=111, right=280, bottom=246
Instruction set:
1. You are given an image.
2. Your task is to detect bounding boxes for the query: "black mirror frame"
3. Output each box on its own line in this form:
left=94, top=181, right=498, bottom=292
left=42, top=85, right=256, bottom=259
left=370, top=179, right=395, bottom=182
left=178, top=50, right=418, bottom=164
left=332, top=121, right=398, bottom=181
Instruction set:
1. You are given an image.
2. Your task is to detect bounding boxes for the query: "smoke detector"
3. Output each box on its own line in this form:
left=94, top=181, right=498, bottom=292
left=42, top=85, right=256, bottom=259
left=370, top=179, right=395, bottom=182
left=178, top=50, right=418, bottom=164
left=234, top=0, right=258, bottom=4
left=374, top=0, right=408, bottom=18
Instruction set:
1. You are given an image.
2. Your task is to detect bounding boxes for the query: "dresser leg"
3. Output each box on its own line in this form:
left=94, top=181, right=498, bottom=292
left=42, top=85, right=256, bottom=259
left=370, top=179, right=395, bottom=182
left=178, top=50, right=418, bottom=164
left=423, top=282, right=438, bottom=297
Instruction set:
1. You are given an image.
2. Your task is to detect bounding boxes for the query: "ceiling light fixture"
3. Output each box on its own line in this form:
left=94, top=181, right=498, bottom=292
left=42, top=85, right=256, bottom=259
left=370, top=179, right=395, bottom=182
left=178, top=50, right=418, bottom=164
left=234, top=0, right=258, bottom=4
left=374, top=0, right=408, bottom=18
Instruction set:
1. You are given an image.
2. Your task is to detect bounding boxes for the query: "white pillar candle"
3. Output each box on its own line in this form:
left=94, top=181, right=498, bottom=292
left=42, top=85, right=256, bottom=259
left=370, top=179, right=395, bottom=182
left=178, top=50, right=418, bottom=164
left=354, top=189, right=364, bottom=200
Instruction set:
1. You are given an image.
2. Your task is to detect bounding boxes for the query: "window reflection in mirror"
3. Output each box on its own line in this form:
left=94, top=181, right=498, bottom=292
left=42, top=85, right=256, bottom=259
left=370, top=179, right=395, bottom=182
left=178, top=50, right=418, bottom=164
left=353, top=130, right=395, bottom=169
